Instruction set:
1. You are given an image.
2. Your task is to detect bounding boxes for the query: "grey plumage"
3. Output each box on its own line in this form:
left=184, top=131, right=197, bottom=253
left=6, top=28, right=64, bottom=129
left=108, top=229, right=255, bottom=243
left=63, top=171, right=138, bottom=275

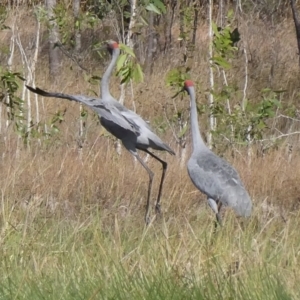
left=183, top=80, right=252, bottom=224
left=26, top=40, right=175, bottom=224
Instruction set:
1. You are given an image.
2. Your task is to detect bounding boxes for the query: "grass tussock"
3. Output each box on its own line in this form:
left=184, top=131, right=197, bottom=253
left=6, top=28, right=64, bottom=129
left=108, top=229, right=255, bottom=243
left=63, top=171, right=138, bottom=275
left=0, top=138, right=299, bottom=299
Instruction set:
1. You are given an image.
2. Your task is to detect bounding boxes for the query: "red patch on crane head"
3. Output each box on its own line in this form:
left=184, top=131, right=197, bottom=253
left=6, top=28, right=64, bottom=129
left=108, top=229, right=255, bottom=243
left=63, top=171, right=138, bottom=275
left=107, top=40, right=119, bottom=49
left=184, top=80, right=194, bottom=88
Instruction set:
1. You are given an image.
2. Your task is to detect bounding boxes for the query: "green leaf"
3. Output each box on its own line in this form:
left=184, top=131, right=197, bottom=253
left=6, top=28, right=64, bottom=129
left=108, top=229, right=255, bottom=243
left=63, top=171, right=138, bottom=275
left=178, top=124, right=188, bottom=138
left=136, top=64, right=144, bottom=82
left=146, top=3, right=161, bottom=15
left=119, top=44, right=135, bottom=57
left=116, top=54, right=127, bottom=72
left=152, top=0, right=166, bottom=13
left=140, top=15, right=149, bottom=26
left=212, top=22, right=220, bottom=37
left=211, top=56, right=231, bottom=69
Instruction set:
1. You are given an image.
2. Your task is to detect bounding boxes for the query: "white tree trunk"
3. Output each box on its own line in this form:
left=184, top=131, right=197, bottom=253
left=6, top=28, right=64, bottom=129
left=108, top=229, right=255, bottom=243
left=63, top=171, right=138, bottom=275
left=208, top=0, right=216, bottom=149
left=117, top=0, right=138, bottom=157
left=46, top=0, right=61, bottom=82
left=242, top=45, right=252, bottom=162
left=126, top=0, right=137, bottom=48
left=73, top=0, right=81, bottom=52
left=6, top=21, right=15, bottom=131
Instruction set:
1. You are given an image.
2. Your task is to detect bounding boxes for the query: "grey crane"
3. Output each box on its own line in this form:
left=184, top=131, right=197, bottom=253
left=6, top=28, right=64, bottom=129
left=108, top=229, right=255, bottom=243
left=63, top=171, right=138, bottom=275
left=183, top=80, right=252, bottom=224
left=26, top=40, right=175, bottom=224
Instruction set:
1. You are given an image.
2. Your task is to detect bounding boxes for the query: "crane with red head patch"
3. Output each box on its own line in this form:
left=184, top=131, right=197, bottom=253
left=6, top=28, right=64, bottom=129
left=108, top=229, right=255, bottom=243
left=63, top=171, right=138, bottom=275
left=26, top=39, right=175, bottom=225
left=183, top=79, right=252, bottom=225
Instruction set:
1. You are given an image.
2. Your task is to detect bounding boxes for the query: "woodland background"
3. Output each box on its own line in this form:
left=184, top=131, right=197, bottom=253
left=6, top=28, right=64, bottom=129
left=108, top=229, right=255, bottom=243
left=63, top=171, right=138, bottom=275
left=0, top=1, right=299, bottom=299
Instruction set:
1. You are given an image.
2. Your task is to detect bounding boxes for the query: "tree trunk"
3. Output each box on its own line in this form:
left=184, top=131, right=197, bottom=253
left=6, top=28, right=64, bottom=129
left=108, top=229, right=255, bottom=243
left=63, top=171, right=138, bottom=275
left=164, top=1, right=176, bottom=53
left=73, top=0, right=81, bottom=52
left=179, top=1, right=185, bottom=48
left=145, top=11, right=155, bottom=74
left=192, top=2, right=199, bottom=46
left=126, top=0, right=137, bottom=48
left=46, top=0, right=61, bottom=83
left=208, top=0, right=216, bottom=149
left=290, top=0, right=300, bottom=65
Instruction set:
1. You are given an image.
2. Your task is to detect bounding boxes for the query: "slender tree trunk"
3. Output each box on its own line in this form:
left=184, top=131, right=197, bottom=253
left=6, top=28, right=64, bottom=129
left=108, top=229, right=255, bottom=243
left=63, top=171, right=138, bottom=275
left=125, top=0, right=137, bottom=48
left=179, top=1, right=185, bottom=48
left=241, top=45, right=252, bottom=161
left=5, top=21, right=15, bottom=132
left=73, top=0, right=81, bottom=52
left=192, top=2, right=199, bottom=46
left=117, top=0, right=137, bottom=156
left=46, top=0, right=61, bottom=83
left=208, top=0, right=216, bottom=149
left=73, top=0, right=84, bottom=155
left=145, top=11, right=154, bottom=74
left=164, top=1, right=176, bottom=53
left=290, top=0, right=300, bottom=65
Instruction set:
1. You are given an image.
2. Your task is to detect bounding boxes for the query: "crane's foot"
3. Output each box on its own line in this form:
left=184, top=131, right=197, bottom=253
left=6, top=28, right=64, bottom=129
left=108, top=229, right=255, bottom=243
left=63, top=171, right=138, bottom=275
left=155, top=203, right=161, bottom=214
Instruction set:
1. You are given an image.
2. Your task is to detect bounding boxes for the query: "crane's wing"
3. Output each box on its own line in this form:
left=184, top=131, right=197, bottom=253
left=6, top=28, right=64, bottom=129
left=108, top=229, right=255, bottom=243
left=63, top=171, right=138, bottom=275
left=26, top=85, right=140, bottom=135
left=188, top=151, right=252, bottom=217
left=107, top=98, right=152, bottom=131
left=93, top=103, right=140, bottom=134
left=26, top=85, right=102, bottom=107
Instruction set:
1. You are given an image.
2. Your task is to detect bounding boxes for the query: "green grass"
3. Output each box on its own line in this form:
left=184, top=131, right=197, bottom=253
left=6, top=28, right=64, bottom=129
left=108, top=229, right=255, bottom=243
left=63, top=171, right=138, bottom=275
left=0, top=204, right=298, bottom=300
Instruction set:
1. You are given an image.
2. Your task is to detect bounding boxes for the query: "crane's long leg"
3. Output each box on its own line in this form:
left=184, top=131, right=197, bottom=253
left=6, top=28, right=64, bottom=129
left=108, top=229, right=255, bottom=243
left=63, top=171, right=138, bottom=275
left=144, top=149, right=167, bottom=214
left=131, top=151, right=154, bottom=225
left=216, top=200, right=223, bottom=225
left=208, top=198, right=222, bottom=226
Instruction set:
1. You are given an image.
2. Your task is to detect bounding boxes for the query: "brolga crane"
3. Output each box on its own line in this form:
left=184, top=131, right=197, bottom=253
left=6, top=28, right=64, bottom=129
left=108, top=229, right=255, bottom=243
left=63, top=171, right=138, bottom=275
left=26, top=40, right=175, bottom=225
left=182, top=80, right=252, bottom=224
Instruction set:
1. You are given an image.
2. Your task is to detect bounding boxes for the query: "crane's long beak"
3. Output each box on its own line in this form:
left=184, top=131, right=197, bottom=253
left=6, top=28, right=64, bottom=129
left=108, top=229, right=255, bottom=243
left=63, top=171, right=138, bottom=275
left=171, top=87, right=185, bottom=99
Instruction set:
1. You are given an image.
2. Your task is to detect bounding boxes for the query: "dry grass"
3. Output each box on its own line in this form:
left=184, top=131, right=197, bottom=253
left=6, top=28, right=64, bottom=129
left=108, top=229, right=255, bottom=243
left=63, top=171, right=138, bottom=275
left=0, top=133, right=299, bottom=226
left=0, top=6, right=300, bottom=299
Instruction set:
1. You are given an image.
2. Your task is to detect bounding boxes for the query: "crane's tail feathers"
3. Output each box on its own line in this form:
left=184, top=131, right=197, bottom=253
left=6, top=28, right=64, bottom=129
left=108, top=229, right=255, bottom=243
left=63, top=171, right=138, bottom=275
left=26, top=85, right=47, bottom=96
left=26, top=85, right=102, bottom=107
left=167, top=148, right=176, bottom=155
left=26, top=85, right=75, bottom=101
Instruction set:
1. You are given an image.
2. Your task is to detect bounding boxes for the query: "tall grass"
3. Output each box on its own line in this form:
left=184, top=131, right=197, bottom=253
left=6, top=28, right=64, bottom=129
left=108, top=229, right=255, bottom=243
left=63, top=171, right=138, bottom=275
left=0, top=139, right=299, bottom=299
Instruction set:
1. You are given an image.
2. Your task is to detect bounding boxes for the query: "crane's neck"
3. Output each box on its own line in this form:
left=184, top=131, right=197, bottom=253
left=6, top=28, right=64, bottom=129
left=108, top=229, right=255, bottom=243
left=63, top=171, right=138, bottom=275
left=189, top=87, right=206, bottom=151
left=101, top=48, right=120, bottom=99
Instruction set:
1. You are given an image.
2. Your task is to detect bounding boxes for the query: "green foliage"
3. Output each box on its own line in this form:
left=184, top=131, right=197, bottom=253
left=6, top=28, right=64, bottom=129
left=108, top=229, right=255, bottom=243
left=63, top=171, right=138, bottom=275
left=211, top=88, right=282, bottom=143
left=116, top=43, right=144, bottom=84
left=211, top=13, right=239, bottom=69
left=178, top=5, right=195, bottom=42
left=0, top=68, right=65, bottom=145
left=145, top=0, right=166, bottom=14
left=0, top=5, right=9, bottom=30
left=85, top=0, right=113, bottom=20
left=38, top=2, right=99, bottom=47
left=246, top=89, right=282, bottom=140
left=166, top=67, right=190, bottom=91
left=145, top=0, right=166, bottom=15
left=0, top=69, right=25, bottom=130
left=165, top=68, right=190, bottom=144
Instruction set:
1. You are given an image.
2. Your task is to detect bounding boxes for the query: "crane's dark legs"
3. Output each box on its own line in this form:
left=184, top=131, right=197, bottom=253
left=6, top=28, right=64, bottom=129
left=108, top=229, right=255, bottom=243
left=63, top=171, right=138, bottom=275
left=144, top=149, right=167, bottom=214
left=132, top=152, right=154, bottom=225
left=216, top=201, right=223, bottom=225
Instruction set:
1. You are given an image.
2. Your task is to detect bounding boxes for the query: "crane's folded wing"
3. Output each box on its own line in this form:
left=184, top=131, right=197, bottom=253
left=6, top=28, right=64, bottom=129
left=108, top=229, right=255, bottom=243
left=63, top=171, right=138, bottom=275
left=121, top=111, right=153, bottom=131
left=94, top=103, right=140, bottom=135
